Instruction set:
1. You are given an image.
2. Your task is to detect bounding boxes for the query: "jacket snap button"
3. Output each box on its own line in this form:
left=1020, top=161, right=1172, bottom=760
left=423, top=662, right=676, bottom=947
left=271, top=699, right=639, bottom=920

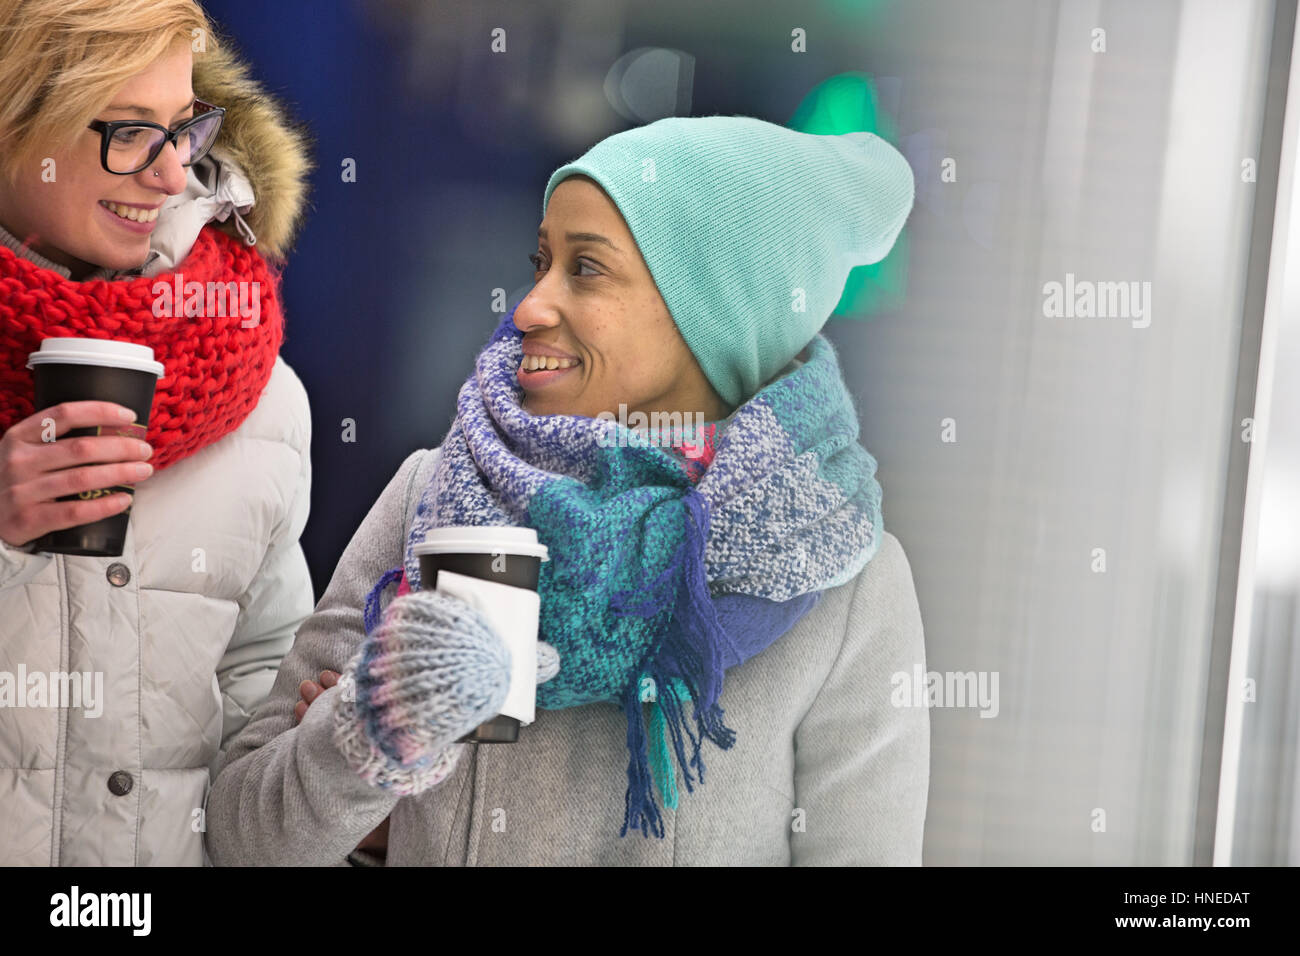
left=107, top=771, right=133, bottom=796
left=106, top=563, right=131, bottom=587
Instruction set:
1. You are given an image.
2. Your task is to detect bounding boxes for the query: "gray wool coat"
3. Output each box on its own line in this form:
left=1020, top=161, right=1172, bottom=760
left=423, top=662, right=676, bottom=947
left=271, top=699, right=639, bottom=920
left=205, top=446, right=930, bottom=866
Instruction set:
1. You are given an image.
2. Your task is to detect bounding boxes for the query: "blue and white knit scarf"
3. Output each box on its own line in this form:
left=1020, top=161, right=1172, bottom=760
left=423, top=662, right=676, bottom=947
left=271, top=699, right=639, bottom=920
left=372, top=306, right=885, bottom=838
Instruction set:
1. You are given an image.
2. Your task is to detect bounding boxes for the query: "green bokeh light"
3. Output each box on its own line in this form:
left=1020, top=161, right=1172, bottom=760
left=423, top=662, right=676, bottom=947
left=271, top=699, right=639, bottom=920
left=787, top=71, right=909, bottom=320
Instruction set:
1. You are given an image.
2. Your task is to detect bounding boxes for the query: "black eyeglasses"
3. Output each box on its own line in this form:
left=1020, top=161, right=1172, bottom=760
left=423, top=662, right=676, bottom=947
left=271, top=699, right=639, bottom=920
left=86, top=99, right=225, bottom=175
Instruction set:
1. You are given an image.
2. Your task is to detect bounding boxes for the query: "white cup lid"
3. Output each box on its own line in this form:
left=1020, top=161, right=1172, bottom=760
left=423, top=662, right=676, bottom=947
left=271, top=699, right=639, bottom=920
left=27, top=337, right=165, bottom=377
left=414, top=526, right=550, bottom=560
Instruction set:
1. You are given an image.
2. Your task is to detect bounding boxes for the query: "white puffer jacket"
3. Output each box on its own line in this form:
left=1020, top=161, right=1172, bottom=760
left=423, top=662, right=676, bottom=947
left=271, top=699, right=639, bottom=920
left=0, top=46, right=315, bottom=865
left=0, top=355, right=312, bottom=865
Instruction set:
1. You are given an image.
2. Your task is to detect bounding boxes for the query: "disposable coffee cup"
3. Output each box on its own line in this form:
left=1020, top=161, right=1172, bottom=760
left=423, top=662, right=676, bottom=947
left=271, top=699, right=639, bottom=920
left=26, top=338, right=164, bottom=557
left=414, top=526, right=549, bottom=744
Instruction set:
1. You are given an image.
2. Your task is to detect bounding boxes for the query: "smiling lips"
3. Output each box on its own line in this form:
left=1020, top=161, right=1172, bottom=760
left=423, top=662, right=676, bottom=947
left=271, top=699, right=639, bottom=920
left=519, top=353, right=580, bottom=371
left=99, top=200, right=161, bottom=223
left=516, top=353, right=581, bottom=388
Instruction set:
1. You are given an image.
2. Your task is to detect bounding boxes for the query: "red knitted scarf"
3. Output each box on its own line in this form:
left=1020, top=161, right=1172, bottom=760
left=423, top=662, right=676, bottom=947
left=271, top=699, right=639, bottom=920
left=0, top=226, right=284, bottom=473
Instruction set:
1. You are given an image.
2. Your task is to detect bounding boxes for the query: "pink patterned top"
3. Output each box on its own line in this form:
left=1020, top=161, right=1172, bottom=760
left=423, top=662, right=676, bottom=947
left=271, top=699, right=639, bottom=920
left=666, top=421, right=722, bottom=484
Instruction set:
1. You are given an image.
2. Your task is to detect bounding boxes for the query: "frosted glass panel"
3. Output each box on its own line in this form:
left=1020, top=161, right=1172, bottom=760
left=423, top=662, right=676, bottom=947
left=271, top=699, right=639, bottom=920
left=834, top=0, right=1279, bottom=864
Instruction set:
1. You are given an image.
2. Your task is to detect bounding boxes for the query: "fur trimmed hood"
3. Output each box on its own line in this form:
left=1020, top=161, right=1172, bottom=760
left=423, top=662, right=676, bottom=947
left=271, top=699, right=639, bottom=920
left=191, top=40, right=313, bottom=260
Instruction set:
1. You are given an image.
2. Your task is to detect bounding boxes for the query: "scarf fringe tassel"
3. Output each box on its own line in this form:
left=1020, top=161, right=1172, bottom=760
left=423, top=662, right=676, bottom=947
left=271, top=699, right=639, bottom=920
left=616, top=489, right=739, bottom=838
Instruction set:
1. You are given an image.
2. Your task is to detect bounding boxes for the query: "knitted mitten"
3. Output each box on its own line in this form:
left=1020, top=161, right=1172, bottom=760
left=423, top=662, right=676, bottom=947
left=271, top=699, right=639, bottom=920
left=333, top=589, right=558, bottom=795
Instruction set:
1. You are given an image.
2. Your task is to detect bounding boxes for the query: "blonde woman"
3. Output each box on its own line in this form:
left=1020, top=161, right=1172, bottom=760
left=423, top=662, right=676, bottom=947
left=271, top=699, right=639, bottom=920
left=0, top=0, right=313, bottom=865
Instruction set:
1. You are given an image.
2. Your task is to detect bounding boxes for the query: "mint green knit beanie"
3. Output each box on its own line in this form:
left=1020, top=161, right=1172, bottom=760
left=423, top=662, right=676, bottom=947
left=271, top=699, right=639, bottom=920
left=541, top=114, right=915, bottom=409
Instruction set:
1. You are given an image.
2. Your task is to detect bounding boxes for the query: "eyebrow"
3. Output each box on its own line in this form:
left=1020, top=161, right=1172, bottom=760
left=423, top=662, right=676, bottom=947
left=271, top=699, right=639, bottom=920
left=537, top=227, right=621, bottom=254
left=101, top=98, right=197, bottom=121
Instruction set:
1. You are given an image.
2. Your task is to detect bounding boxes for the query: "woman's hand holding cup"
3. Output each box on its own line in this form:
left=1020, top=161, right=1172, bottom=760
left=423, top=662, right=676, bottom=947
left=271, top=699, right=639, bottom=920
left=330, top=589, right=560, bottom=796
left=0, top=401, right=154, bottom=549
left=296, top=635, right=558, bottom=727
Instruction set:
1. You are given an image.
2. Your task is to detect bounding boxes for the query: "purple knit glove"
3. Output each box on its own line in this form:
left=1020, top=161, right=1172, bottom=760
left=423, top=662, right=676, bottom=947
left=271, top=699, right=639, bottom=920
left=332, top=589, right=559, bottom=795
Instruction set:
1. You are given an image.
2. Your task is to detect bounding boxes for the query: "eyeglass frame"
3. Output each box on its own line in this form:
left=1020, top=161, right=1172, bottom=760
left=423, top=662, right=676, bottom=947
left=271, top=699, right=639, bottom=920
left=85, top=99, right=226, bottom=176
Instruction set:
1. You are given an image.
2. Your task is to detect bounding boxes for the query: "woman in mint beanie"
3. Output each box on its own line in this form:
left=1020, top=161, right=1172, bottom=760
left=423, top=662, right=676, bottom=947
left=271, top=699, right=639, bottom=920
left=206, top=114, right=931, bottom=866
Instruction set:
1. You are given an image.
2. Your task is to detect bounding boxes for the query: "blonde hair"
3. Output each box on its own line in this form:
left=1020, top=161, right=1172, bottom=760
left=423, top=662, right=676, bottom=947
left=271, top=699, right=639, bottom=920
left=0, top=0, right=213, bottom=184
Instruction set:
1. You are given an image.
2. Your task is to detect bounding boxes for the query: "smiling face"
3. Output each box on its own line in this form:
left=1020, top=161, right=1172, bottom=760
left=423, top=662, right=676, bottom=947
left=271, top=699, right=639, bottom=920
left=514, top=175, right=734, bottom=423
left=0, top=39, right=193, bottom=279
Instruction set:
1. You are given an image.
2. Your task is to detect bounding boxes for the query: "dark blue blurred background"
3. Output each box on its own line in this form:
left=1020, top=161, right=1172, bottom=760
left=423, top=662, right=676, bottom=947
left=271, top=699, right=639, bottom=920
left=201, top=0, right=906, bottom=599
